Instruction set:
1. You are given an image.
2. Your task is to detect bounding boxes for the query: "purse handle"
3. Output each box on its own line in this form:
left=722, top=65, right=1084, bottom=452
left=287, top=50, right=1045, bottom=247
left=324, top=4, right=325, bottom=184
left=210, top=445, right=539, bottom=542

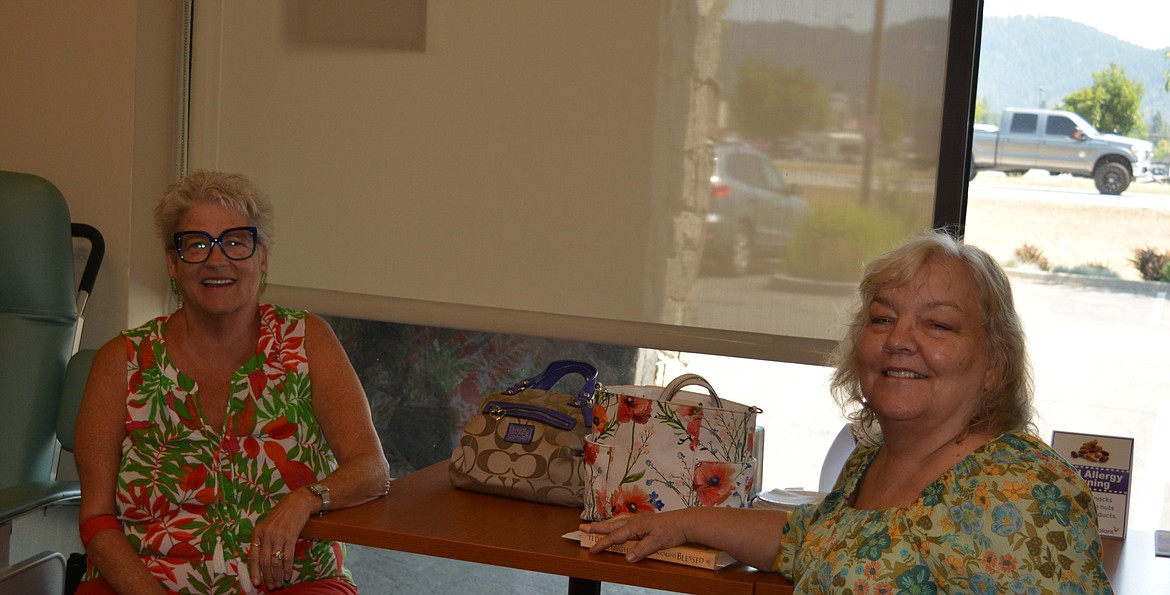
left=506, top=360, right=598, bottom=405
left=661, top=373, right=724, bottom=408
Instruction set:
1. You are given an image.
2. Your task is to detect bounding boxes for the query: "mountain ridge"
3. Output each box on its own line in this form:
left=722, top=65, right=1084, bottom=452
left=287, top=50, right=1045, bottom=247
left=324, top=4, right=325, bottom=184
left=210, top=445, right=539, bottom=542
left=978, top=16, right=1169, bottom=123
left=716, top=15, right=1169, bottom=133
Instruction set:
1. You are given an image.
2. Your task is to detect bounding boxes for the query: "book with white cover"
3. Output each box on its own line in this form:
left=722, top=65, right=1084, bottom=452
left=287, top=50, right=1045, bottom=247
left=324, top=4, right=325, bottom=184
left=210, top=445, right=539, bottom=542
left=564, top=530, right=735, bottom=570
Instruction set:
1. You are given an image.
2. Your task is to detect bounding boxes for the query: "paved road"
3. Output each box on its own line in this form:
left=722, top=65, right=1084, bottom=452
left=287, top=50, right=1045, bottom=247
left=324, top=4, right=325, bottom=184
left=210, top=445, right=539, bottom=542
left=974, top=174, right=1170, bottom=211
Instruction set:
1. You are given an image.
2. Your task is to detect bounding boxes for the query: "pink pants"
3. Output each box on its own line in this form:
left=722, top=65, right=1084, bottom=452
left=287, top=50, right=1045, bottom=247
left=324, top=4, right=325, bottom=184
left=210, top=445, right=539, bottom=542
left=76, top=576, right=359, bottom=594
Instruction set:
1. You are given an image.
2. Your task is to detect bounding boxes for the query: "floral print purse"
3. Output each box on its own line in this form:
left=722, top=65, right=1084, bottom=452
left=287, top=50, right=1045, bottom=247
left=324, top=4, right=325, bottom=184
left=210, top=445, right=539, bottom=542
left=581, top=374, right=762, bottom=521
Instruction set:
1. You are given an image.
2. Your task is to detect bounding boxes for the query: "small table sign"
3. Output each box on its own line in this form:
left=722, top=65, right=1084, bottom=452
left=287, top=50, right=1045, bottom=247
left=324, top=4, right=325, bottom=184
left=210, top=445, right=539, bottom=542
left=1051, top=431, right=1133, bottom=539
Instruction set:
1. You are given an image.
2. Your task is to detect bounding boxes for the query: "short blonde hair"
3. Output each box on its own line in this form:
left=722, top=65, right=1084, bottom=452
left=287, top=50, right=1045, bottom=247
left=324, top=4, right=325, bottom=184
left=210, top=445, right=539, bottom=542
left=154, top=170, right=274, bottom=251
left=828, top=230, right=1035, bottom=437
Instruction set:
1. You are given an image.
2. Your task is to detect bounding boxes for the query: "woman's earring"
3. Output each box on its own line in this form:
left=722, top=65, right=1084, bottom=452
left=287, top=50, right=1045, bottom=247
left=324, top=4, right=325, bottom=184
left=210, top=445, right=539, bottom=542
left=260, top=271, right=268, bottom=291
left=170, top=277, right=183, bottom=309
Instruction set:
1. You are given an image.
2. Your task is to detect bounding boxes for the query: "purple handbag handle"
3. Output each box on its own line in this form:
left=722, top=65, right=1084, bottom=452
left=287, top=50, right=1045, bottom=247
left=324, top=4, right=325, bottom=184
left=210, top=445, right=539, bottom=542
left=528, top=360, right=598, bottom=400
left=504, top=360, right=598, bottom=426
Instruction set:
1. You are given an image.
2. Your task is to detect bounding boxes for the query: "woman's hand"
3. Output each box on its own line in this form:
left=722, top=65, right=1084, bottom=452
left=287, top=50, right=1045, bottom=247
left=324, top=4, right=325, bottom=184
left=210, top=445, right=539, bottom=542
left=579, top=511, right=691, bottom=563
left=580, top=507, right=787, bottom=571
left=246, top=314, right=391, bottom=590
left=248, top=488, right=316, bottom=590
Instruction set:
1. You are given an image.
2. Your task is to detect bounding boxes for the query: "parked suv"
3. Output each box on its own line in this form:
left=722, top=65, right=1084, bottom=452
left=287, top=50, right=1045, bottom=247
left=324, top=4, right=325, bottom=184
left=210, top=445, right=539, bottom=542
left=704, top=143, right=809, bottom=275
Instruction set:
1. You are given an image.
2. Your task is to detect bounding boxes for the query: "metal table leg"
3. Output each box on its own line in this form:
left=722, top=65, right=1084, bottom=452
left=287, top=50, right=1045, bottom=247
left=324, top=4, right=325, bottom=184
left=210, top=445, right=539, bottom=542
left=568, top=576, right=601, bottom=595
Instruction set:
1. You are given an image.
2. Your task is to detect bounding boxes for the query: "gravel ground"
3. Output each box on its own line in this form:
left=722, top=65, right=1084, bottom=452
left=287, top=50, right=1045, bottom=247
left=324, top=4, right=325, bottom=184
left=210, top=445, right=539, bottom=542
left=964, top=173, right=1170, bottom=281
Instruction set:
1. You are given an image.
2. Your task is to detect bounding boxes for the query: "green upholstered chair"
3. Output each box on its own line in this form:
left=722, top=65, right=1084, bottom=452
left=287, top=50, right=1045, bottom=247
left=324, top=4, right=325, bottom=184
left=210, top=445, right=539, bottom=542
left=0, top=171, right=103, bottom=591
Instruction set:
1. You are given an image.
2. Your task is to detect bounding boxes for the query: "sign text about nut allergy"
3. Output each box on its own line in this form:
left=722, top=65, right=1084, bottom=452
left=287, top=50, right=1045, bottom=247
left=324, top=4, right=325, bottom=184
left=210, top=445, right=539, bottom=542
left=1051, top=431, right=1133, bottom=539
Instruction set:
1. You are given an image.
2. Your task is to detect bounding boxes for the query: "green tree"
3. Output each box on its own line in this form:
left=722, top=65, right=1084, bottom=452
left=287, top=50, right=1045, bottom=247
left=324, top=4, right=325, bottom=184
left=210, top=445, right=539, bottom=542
left=1151, top=112, right=1170, bottom=162
left=1058, top=63, right=1145, bottom=136
left=973, top=97, right=992, bottom=124
left=731, top=60, right=830, bottom=141
left=1155, top=139, right=1169, bottom=163
left=878, top=85, right=906, bottom=157
left=1164, top=50, right=1169, bottom=93
left=1151, top=112, right=1170, bottom=142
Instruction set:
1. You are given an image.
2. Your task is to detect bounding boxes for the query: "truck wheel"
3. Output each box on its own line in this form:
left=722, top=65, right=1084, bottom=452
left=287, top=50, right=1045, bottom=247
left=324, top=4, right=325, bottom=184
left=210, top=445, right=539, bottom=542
left=1093, top=162, right=1130, bottom=195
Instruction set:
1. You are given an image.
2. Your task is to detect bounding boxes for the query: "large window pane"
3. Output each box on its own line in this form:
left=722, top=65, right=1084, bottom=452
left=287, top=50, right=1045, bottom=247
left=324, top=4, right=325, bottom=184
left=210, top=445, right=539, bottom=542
left=190, top=1, right=965, bottom=365
left=967, top=5, right=1170, bottom=532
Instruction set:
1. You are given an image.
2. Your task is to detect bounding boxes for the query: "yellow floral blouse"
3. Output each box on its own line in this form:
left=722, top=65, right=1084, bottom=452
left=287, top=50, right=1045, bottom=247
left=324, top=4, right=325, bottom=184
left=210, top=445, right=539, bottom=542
left=774, top=432, right=1112, bottom=594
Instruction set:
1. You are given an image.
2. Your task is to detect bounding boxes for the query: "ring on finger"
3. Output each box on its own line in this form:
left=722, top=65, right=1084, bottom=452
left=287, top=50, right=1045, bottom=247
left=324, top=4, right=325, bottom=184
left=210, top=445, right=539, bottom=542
left=273, top=549, right=284, bottom=561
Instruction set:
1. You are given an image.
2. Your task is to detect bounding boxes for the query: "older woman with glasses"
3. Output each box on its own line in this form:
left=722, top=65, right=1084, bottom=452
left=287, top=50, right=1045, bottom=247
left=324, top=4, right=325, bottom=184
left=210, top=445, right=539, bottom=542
left=74, top=170, right=390, bottom=594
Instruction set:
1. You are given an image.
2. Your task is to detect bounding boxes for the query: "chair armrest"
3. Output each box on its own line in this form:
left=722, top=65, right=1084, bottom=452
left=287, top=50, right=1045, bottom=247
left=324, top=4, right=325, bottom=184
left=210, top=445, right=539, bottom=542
left=0, top=481, right=81, bottom=526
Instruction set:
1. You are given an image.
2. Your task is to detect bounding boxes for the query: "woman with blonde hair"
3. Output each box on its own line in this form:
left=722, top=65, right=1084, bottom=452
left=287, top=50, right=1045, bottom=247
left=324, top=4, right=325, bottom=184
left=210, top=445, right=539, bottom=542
left=75, top=170, right=390, bottom=594
left=582, top=230, right=1112, bottom=593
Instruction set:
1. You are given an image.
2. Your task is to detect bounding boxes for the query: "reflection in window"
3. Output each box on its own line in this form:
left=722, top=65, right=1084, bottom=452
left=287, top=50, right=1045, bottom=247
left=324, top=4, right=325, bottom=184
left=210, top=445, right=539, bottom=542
left=194, top=1, right=966, bottom=366
left=688, top=0, right=948, bottom=346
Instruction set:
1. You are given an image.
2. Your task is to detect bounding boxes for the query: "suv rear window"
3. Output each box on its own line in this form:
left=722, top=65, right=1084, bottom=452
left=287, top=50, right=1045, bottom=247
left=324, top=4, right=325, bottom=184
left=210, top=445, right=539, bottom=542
left=725, top=153, right=764, bottom=187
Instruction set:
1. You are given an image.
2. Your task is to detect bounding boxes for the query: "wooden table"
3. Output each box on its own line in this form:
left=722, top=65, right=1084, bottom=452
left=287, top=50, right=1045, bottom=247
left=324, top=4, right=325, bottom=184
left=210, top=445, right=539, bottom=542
left=304, top=463, right=1168, bottom=593
left=1099, top=531, right=1170, bottom=593
left=302, top=462, right=791, bottom=594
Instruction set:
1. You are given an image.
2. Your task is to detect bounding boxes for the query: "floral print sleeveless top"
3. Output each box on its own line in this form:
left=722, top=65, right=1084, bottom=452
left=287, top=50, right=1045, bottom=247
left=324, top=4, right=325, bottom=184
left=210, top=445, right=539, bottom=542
left=101, top=304, right=352, bottom=594
left=774, top=432, right=1112, bottom=594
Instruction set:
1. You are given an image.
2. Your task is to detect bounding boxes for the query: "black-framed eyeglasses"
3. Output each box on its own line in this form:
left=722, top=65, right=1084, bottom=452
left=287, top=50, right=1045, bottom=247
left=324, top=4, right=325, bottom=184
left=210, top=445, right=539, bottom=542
left=173, top=226, right=258, bottom=264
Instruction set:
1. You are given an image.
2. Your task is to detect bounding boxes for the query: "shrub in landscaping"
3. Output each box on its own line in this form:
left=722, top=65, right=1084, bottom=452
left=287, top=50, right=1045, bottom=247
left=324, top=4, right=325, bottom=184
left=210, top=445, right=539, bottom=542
left=1129, top=247, right=1168, bottom=281
left=1012, top=243, right=1051, bottom=271
left=1053, top=263, right=1118, bottom=278
left=784, top=202, right=919, bottom=282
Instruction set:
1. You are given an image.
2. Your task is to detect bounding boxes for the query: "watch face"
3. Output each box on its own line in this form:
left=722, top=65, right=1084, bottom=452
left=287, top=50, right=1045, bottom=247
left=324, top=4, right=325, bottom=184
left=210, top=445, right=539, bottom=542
left=309, top=482, right=330, bottom=511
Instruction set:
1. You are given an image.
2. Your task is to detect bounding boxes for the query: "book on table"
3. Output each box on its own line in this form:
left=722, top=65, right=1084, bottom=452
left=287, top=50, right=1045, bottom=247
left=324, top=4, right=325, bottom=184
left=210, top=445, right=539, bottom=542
left=564, top=530, right=735, bottom=570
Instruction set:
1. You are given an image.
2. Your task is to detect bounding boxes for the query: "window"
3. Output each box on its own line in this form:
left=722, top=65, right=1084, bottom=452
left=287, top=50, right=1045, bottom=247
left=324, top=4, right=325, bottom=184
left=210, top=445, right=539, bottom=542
left=967, top=8, right=1170, bottom=534
left=1010, top=113, right=1039, bottom=133
left=725, top=154, right=764, bottom=187
left=189, top=1, right=974, bottom=365
left=759, top=156, right=785, bottom=192
left=1045, top=115, right=1078, bottom=137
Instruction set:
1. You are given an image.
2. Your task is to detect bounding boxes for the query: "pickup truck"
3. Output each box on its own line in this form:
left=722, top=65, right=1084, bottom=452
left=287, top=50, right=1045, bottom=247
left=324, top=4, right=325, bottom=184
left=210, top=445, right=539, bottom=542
left=971, top=108, right=1154, bottom=195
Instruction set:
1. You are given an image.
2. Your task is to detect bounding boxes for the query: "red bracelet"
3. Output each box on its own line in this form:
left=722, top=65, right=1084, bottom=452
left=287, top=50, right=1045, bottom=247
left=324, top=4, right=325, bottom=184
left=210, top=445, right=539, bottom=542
left=79, top=514, right=122, bottom=547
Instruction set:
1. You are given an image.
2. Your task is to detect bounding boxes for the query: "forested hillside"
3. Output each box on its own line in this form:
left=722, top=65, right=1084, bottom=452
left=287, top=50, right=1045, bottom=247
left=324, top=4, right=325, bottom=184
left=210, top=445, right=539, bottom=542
left=716, top=15, right=1169, bottom=135
left=978, top=16, right=1169, bottom=125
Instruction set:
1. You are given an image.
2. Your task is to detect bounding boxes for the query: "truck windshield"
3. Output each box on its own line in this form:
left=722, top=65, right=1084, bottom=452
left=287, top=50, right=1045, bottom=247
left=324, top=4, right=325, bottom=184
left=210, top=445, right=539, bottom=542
left=1066, top=113, right=1100, bottom=136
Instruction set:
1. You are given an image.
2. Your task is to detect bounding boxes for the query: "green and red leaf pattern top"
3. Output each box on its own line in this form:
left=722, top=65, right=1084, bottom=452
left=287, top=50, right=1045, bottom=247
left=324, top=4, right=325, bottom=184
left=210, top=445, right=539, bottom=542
left=103, top=304, right=351, bottom=594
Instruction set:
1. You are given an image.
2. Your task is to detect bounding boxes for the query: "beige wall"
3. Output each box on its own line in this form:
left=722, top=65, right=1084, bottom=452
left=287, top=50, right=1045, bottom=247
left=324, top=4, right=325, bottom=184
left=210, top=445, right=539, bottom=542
left=0, top=1, right=181, bottom=349
left=0, top=0, right=713, bottom=357
left=189, top=2, right=665, bottom=322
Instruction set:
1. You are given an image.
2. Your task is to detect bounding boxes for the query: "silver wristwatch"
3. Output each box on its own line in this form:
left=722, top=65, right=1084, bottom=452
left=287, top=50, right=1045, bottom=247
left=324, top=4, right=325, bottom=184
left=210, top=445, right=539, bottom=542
left=307, top=482, right=331, bottom=512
